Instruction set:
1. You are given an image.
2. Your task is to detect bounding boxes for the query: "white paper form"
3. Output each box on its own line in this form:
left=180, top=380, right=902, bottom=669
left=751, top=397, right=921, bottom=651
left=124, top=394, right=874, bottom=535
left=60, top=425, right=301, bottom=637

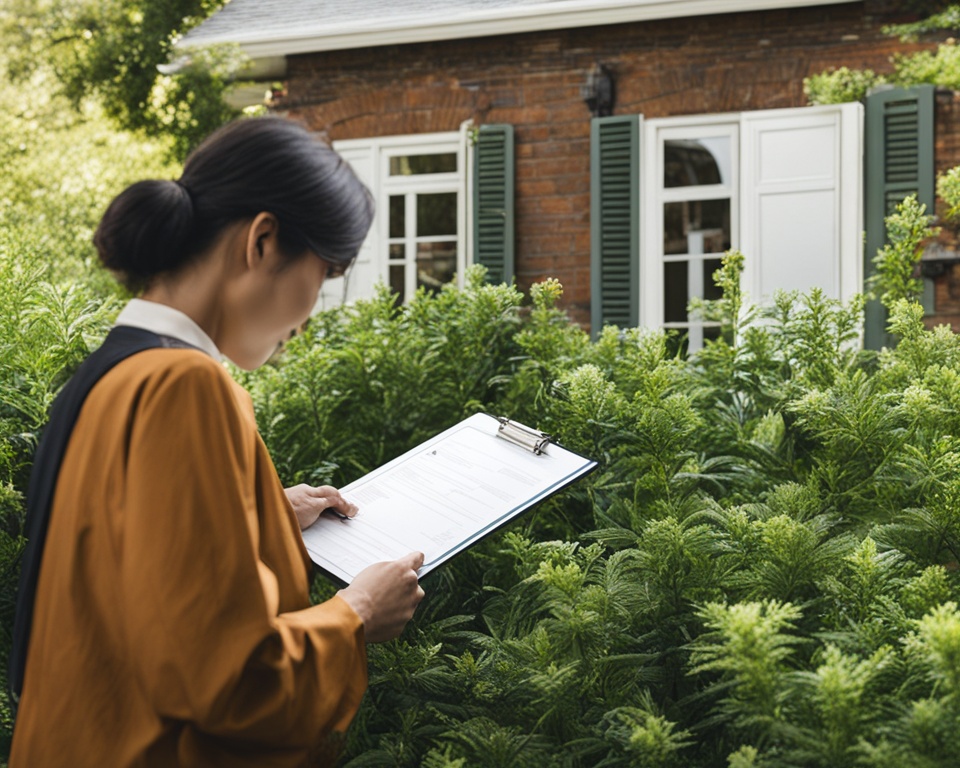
left=301, top=413, right=597, bottom=583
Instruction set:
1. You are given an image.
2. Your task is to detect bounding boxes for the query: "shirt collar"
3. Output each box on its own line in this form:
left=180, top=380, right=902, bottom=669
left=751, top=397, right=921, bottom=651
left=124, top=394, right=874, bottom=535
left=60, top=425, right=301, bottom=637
left=114, top=299, right=223, bottom=361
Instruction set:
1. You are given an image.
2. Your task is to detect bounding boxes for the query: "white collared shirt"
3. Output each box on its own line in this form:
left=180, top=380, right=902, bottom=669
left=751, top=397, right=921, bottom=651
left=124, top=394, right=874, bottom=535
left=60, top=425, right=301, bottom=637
left=114, top=299, right=223, bottom=361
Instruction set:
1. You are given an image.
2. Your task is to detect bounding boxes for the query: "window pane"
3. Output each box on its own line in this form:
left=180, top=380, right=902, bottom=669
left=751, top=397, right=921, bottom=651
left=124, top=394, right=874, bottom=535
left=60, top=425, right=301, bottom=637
left=663, top=199, right=731, bottom=255
left=664, top=137, right=730, bottom=188
left=703, top=258, right=723, bottom=302
left=389, top=243, right=405, bottom=261
left=389, top=195, right=405, bottom=239
left=664, top=258, right=725, bottom=323
left=389, top=264, right=405, bottom=303
left=389, top=153, right=457, bottom=175
left=664, top=261, right=688, bottom=323
left=417, top=192, right=457, bottom=237
left=416, top=241, right=457, bottom=293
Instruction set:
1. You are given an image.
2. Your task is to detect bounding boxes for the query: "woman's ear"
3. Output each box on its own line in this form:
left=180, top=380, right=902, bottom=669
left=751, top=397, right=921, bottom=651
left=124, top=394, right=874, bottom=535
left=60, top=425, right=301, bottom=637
left=244, top=212, right=280, bottom=271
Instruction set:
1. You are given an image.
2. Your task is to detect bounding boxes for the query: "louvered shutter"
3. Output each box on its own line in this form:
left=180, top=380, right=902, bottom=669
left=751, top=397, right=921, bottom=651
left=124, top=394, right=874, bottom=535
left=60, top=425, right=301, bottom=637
left=472, top=124, right=515, bottom=284
left=591, top=115, right=640, bottom=335
left=864, top=85, right=935, bottom=347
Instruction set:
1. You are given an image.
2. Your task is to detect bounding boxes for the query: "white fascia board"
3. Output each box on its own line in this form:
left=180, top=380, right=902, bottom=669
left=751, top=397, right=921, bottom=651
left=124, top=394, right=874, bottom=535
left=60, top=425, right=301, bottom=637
left=178, top=0, right=855, bottom=58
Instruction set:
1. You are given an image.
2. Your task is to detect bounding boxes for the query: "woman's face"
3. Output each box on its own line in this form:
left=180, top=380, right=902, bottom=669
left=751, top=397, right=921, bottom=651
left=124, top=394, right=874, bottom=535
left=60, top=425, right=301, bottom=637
left=222, top=245, right=329, bottom=371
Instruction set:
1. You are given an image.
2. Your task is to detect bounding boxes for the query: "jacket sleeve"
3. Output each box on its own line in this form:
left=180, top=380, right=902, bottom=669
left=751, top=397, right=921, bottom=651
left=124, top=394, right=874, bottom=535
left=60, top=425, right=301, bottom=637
left=117, top=357, right=367, bottom=748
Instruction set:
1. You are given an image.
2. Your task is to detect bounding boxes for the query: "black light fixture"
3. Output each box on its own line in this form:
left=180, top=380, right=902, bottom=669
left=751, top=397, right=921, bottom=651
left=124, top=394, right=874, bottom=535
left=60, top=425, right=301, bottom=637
left=918, top=243, right=960, bottom=301
left=920, top=242, right=960, bottom=279
left=582, top=63, right=615, bottom=117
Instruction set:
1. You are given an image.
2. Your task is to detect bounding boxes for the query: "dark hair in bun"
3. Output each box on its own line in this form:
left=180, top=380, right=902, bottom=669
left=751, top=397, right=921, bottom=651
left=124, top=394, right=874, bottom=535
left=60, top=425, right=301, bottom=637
left=94, top=116, right=374, bottom=292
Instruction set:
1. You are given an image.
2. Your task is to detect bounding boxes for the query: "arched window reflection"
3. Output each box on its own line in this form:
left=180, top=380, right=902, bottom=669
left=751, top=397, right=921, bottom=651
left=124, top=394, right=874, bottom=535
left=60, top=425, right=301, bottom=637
left=662, top=138, right=732, bottom=257
left=664, top=138, right=729, bottom=187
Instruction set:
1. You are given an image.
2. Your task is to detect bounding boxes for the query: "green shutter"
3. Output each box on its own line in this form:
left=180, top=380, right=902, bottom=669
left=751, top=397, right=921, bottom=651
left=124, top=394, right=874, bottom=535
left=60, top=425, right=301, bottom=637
left=591, top=115, right=640, bottom=335
left=472, top=124, right=515, bottom=284
left=864, top=85, right=935, bottom=348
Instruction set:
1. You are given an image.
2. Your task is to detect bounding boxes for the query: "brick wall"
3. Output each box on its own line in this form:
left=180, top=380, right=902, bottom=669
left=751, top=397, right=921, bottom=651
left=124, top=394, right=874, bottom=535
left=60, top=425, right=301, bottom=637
left=929, top=90, right=960, bottom=329
left=280, top=2, right=949, bottom=329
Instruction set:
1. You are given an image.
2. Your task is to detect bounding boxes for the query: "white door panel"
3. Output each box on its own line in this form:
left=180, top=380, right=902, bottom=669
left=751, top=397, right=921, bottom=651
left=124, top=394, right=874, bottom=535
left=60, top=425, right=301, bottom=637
left=741, top=103, right=863, bottom=305
left=317, top=143, right=379, bottom=309
left=755, top=123, right=836, bottom=185
left=758, top=189, right=837, bottom=297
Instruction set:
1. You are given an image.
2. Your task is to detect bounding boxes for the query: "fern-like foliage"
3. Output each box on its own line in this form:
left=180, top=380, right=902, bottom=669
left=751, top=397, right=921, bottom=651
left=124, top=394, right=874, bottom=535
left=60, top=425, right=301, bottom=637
left=6, top=174, right=960, bottom=766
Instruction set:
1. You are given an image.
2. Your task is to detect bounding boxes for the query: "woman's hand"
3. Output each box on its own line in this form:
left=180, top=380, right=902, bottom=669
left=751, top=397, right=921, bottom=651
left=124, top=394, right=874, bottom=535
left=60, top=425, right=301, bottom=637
left=284, top=484, right=358, bottom=531
left=337, top=552, right=426, bottom=643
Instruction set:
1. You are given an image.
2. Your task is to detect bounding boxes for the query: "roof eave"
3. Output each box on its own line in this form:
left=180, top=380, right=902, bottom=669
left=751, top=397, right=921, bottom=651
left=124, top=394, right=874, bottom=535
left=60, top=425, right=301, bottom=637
left=176, top=0, right=855, bottom=61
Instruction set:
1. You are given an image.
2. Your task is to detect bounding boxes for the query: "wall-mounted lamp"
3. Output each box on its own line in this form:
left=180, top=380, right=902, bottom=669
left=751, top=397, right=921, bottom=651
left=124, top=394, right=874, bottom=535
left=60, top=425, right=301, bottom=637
left=920, top=242, right=960, bottom=279
left=919, top=242, right=960, bottom=303
left=581, top=63, right=615, bottom=117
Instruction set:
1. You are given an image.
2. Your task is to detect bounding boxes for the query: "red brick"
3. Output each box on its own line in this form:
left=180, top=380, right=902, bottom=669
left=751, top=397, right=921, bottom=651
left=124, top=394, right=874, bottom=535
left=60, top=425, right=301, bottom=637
left=537, top=197, right=574, bottom=214
left=516, top=179, right=557, bottom=197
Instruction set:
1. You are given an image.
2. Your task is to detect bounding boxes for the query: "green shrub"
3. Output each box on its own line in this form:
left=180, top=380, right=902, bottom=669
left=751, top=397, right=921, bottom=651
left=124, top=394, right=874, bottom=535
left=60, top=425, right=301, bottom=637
left=3, top=163, right=960, bottom=764
left=3, top=240, right=960, bottom=764
left=805, top=7, right=960, bottom=105
left=804, top=67, right=884, bottom=105
left=869, top=195, right=938, bottom=308
left=936, top=165, right=960, bottom=225
left=891, top=40, right=960, bottom=90
left=238, top=252, right=960, bottom=767
left=0, top=232, right=116, bottom=492
left=245, top=266, right=524, bottom=485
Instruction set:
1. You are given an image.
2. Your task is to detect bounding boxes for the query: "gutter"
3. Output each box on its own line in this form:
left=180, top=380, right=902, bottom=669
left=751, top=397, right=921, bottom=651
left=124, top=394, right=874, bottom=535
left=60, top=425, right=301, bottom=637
left=173, top=0, right=854, bottom=77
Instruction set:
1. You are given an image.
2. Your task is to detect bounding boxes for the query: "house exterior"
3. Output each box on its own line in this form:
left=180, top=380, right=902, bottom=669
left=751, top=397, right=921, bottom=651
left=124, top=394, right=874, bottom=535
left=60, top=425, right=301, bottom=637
left=178, top=0, right=960, bottom=347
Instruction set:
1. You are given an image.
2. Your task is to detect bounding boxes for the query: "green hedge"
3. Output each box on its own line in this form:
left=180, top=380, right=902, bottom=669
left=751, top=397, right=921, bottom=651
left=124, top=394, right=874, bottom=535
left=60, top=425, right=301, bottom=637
left=3, top=254, right=960, bottom=765
left=244, top=258, right=960, bottom=768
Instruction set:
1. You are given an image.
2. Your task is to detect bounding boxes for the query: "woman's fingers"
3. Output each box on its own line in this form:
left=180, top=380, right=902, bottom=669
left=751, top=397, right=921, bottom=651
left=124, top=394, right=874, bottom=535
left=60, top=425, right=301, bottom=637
left=338, top=552, right=425, bottom=643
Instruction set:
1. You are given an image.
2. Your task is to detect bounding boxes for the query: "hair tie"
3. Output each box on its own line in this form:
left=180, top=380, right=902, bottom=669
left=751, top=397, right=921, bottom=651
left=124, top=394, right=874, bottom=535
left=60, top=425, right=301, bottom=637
left=173, top=178, right=192, bottom=201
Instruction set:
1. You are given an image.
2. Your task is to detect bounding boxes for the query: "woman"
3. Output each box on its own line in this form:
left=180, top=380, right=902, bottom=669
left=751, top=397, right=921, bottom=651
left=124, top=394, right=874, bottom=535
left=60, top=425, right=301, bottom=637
left=9, top=116, right=425, bottom=766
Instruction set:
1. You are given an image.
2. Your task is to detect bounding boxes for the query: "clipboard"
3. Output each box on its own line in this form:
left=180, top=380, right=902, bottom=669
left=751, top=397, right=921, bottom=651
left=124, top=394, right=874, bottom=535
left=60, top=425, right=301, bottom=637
left=301, top=412, right=597, bottom=584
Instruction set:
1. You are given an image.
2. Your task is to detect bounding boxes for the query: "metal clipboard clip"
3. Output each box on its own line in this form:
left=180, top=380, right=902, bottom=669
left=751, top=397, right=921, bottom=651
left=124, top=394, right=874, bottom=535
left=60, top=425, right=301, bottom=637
left=495, top=417, right=552, bottom=455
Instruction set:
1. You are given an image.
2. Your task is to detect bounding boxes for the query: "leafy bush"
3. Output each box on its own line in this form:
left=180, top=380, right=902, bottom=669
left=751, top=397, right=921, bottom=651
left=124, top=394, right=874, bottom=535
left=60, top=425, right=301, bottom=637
left=219, top=250, right=960, bottom=767
left=804, top=6, right=960, bottom=104
left=3, top=183, right=960, bottom=764
left=1, top=0, right=238, bottom=161
left=243, top=267, right=525, bottom=486
left=869, top=195, right=938, bottom=307
left=937, top=165, right=960, bottom=224
left=890, top=40, right=960, bottom=90
left=0, top=62, right=178, bottom=291
left=804, top=66, right=884, bottom=105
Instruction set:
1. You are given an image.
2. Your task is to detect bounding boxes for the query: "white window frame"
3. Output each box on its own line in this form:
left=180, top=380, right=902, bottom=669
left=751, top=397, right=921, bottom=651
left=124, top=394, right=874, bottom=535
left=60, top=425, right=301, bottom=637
left=328, top=131, right=468, bottom=306
left=638, top=104, right=863, bottom=349
left=641, top=114, right=740, bottom=346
